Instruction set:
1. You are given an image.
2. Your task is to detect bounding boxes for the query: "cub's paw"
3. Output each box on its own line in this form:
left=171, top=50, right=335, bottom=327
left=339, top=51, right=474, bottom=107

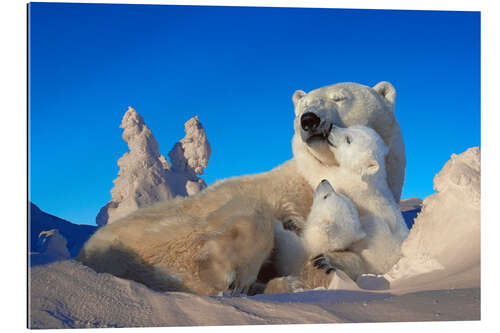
left=311, top=254, right=343, bottom=274
left=263, top=276, right=304, bottom=294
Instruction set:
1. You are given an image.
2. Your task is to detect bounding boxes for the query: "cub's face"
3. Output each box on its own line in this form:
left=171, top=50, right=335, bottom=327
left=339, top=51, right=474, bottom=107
left=308, top=179, right=343, bottom=224
left=327, top=125, right=388, bottom=178
left=306, top=180, right=362, bottom=248
left=292, top=82, right=396, bottom=167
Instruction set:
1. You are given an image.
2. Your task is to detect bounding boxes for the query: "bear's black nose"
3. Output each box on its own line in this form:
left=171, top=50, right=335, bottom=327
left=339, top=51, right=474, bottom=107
left=301, top=112, right=321, bottom=132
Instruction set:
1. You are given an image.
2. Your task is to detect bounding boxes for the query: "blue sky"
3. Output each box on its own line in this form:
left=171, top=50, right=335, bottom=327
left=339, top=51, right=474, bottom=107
left=28, top=3, right=480, bottom=226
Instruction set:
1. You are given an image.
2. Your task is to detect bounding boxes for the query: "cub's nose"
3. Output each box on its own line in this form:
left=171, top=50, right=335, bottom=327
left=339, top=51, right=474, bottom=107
left=300, top=112, right=321, bottom=132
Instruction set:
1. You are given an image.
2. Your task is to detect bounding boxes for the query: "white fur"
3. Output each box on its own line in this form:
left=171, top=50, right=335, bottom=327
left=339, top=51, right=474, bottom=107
left=303, top=180, right=366, bottom=256
left=273, top=81, right=406, bottom=277
left=273, top=221, right=307, bottom=276
left=292, top=82, right=406, bottom=203
left=325, top=125, right=410, bottom=274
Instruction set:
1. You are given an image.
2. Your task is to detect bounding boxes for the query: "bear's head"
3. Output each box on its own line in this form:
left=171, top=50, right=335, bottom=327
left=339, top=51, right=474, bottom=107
left=292, top=81, right=405, bottom=202
left=327, top=125, right=389, bottom=182
left=304, top=179, right=365, bottom=254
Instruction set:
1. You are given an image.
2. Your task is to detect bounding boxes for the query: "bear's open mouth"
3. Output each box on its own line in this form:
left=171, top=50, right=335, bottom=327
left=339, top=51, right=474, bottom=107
left=306, top=123, right=333, bottom=145
left=307, top=134, right=327, bottom=144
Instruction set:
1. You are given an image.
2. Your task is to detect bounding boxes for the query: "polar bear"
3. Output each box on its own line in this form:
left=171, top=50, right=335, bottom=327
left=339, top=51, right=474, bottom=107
left=265, top=125, right=409, bottom=293
left=302, top=179, right=366, bottom=255
left=78, top=81, right=405, bottom=295
left=79, top=197, right=277, bottom=295
left=292, top=81, right=406, bottom=203
left=324, top=124, right=410, bottom=274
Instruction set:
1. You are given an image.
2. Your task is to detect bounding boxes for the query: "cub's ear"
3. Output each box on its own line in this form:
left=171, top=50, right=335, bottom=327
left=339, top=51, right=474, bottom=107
left=292, top=89, right=307, bottom=106
left=373, top=81, right=396, bottom=105
left=361, top=159, right=381, bottom=181
left=314, top=179, right=335, bottom=199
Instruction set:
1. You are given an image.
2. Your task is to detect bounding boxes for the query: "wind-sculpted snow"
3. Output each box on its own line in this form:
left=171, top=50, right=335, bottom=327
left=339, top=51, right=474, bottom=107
left=169, top=115, right=211, bottom=176
left=166, top=115, right=212, bottom=197
left=29, top=202, right=97, bottom=259
left=385, top=147, right=480, bottom=287
left=96, top=107, right=211, bottom=226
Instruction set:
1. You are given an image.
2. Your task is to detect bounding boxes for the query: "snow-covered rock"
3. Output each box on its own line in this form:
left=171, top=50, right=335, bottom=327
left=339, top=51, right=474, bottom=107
left=385, top=147, right=480, bottom=284
left=96, top=108, right=211, bottom=226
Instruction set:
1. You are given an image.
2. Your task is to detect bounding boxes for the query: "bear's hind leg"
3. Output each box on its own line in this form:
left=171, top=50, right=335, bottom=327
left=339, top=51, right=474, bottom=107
left=198, top=208, right=275, bottom=296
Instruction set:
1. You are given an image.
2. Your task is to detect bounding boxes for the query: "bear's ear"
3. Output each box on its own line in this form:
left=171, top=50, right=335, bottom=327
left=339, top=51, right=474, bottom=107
left=373, top=81, right=396, bottom=105
left=361, top=159, right=380, bottom=181
left=292, top=89, right=306, bottom=106
left=314, top=179, right=335, bottom=199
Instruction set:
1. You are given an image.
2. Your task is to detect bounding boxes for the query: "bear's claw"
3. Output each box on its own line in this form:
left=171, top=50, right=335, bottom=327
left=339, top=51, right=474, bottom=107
left=311, top=253, right=342, bottom=274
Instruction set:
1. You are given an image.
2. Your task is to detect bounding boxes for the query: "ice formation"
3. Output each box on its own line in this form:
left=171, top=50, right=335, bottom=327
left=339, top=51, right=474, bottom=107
left=96, top=107, right=211, bottom=226
left=385, top=147, right=480, bottom=282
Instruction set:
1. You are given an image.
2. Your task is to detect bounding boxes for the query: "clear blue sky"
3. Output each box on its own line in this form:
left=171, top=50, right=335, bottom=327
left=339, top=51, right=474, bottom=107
left=28, top=3, right=480, bottom=226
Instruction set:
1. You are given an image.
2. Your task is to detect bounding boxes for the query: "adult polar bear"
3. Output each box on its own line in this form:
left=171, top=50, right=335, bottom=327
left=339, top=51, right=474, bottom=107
left=78, top=81, right=406, bottom=296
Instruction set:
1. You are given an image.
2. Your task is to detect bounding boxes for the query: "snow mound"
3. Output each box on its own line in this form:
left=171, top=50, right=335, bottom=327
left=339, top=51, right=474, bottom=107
left=385, top=147, right=480, bottom=286
left=29, top=202, right=97, bottom=258
left=96, top=108, right=211, bottom=226
left=29, top=260, right=347, bottom=328
left=36, top=229, right=70, bottom=259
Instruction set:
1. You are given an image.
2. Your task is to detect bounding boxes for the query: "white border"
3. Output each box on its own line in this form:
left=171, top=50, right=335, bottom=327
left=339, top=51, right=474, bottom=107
left=1, top=1, right=498, bottom=332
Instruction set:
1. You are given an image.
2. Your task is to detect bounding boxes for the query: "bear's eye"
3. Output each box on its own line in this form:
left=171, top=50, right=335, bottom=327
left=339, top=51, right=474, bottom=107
left=345, top=136, right=352, bottom=144
left=332, top=95, right=345, bottom=102
left=323, top=194, right=329, bottom=200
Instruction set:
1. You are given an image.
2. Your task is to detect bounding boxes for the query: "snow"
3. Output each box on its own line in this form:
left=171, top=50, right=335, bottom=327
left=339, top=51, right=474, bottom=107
left=96, top=107, right=211, bottom=226
left=400, top=197, right=422, bottom=229
left=29, top=202, right=97, bottom=258
left=28, top=147, right=480, bottom=328
left=36, top=229, right=70, bottom=259
left=28, top=260, right=479, bottom=328
left=169, top=115, right=211, bottom=176
left=385, top=147, right=480, bottom=288
left=166, top=115, right=212, bottom=197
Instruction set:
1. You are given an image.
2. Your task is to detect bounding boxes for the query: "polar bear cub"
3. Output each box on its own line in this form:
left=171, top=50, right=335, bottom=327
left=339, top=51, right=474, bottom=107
left=303, top=179, right=366, bottom=256
left=325, top=124, right=410, bottom=274
left=271, top=180, right=365, bottom=278
left=265, top=179, right=367, bottom=293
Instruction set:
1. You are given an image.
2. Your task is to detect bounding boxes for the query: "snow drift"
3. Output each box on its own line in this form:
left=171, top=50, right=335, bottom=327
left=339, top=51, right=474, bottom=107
left=385, top=147, right=480, bottom=288
left=28, top=259, right=479, bottom=328
left=29, top=202, right=97, bottom=259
